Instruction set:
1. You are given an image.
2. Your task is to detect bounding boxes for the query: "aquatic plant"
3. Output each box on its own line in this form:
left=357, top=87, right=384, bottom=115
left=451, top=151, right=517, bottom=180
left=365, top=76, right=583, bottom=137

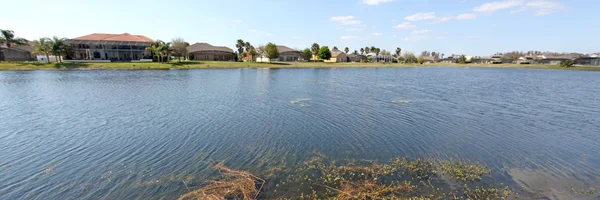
left=178, top=154, right=520, bottom=199
left=178, top=161, right=265, bottom=200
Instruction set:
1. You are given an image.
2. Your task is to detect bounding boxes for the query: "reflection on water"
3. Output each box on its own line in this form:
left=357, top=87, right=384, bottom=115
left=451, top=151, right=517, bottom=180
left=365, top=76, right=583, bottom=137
left=0, top=68, right=599, bottom=199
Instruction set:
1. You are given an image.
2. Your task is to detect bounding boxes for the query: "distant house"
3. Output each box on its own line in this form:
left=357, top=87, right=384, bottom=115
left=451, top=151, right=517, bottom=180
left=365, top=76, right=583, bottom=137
left=257, top=45, right=303, bottom=62
left=366, top=53, right=395, bottom=62
left=491, top=55, right=503, bottom=64
left=187, top=43, right=235, bottom=61
left=348, top=54, right=367, bottom=62
left=0, top=44, right=33, bottom=61
left=325, top=49, right=348, bottom=62
left=438, top=56, right=457, bottom=63
left=422, top=56, right=434, bottom=64
left=471, top=56, right=495, bottom=64
left=517, top=56, right=535, bottom=64
left=66, top=33, right=154, bottom=61
left=574, top=57, right=600, bottom=66
left=537, top=56, right=572, bottom=65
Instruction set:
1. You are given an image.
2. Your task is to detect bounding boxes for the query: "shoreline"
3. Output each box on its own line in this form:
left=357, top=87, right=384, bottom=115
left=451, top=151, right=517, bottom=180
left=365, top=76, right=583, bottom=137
left=1, top=61, right=599, bottom=71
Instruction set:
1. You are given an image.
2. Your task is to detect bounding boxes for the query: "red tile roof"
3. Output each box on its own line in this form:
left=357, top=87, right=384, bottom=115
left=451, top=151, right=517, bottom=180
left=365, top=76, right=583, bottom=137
left=72, top=33, right=153, bottom=42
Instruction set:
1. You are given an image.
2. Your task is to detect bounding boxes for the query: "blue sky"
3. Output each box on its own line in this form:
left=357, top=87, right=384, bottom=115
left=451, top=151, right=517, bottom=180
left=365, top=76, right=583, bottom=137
left=1, top=0, right=598, bottom=55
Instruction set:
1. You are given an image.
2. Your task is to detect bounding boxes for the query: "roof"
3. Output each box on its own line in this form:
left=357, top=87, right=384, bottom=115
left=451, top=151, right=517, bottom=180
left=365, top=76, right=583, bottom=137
left=187, top=43, right=234, bottom=53
left=0, top=44, right=33, bottom=52
left=72, top=33, right=153, bottom=42
left=347, top=54, right=367, bottom=58
left=331, top=49, right=346, bottom=57
left=545, top=54, right=580, bottom=59
left=277, top=45, right=301, bottom=53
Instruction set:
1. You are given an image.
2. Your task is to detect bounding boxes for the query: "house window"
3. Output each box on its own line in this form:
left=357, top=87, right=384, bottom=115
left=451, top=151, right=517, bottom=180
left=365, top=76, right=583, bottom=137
left=204, top=55, right=209, bottom=60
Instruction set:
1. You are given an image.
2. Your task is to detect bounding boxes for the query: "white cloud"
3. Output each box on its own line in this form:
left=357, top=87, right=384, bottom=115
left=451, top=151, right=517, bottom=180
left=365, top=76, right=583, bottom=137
left=340, top=36, right=363, bottom=40
left=231, top=19, right=242, bottom=23
left=473, top=0, right=524, bottom=13
left=330, top=15, right=361, bottom=25
left=345, top=27, right=363, bottom=32
left=362, top=0, right=394, bottom=5
left=403, top=35, right=447, bottom=41
left=372, top=32, right=383, bottom=36
left=392, top=22, right=416, bottom=29
left=411, top=29, right=431, bottom=34
left=250, top=29, right=273, bottom=36
left=404, top=12, right=436, bottom=21
left=512, top=0, right=565, bottom=16
left=456, top=13, right=477, bottom=20
left=430, top=16, right=453, bottom=24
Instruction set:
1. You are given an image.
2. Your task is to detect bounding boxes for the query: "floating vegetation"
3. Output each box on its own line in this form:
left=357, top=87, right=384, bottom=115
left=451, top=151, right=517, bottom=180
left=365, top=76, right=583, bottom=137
left=299, top=103, right=311, bottom=107
left=178, top=161, right=265, bottom=200
left=570, top=186, right=596, bottom=196
left=180, top=154, right=522, bottom=199
left=290, top=98, right=312, bottom=106
left=392, top=99, right=410, bottom=103
left=438, top=159, right=491, bottom=182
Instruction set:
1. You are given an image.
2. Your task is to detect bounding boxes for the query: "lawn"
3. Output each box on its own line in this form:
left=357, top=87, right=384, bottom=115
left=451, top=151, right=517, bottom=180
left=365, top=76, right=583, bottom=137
left=1, top=61, right=599, bottom=71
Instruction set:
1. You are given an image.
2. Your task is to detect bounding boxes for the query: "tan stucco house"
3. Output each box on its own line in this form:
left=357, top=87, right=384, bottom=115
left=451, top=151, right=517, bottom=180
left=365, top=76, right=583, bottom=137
left=0, top=44, right=33, bottom=61
left=325, top=49, right=348, bottom=63
left=187, top=43, right=235, bottom=61
left=66, top=33, right=154, bottom=61
left=257, top=45, right=303, bottom=62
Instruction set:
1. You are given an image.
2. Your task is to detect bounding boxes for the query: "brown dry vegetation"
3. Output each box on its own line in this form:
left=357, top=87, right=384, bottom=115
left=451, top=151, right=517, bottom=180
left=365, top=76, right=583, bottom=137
left=178, top=153, right=525, bottom=200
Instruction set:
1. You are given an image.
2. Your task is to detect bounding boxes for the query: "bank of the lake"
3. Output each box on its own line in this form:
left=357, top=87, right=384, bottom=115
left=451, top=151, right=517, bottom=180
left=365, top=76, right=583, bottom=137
left=1, top=61, right=600, bottom=71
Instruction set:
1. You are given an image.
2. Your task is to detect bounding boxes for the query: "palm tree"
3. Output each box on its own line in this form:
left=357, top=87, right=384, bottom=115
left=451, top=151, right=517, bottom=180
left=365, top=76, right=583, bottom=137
left=344, top=47, right=349, bottom=54
left=0, top=29, right=28, bottom=48
left=33, top=37, right=52, bottom=63
left=365, top=47, right=370, bottom=54
left=159, top=42, right=173, bottom=62
left=50, top=36, right=67, bottom=63
left=395, top=47, right=401, bottom=57
left=236, top=39, right=245, bottom=60
left=146, top=40, right=164, bottom=62
left=360, top=48, right=364, bottom=55
left=333, top=46, right=338, bottom=51
left=311, top=43, right=320, bottom=62
left=441, top=53, right=445, bottom=59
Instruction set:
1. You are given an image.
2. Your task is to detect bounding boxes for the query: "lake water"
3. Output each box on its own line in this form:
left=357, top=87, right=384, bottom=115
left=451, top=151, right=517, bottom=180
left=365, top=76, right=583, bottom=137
left=0, top=67, right=599, bottom=199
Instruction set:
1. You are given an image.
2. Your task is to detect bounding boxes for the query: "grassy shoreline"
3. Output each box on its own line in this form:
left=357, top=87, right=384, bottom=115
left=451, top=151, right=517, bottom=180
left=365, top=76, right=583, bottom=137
left=1, top=61, right=599, bottom=71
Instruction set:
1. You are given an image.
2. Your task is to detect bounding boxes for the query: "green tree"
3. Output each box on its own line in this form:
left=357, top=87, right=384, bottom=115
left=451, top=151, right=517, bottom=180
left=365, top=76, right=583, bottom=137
left=560, top=60, right=574, bottom=68
left=395, top=47, right=402, bottom=57
left=236, top=39, right=245, bottom=60
left=171, top=37, right=189, bottom=61
left=303, top=48, right=312, bottom=61
left=159, top=42, right=173, bottom=62
left=0, top=29, right=28, bottom=48
left=360, top=48, right=365, bottom=55
left=353, top=50, right=358, bottom=55
left=50, top=36, right=67, bottom=63
left=311, top=43, right=320, bottom=61
left=317, top=46, right=332, bottom=60
left=32, top=37, right=52, bottom=63
left=458, top=55, right=467, bottom=64
left=344, top=47, right=349, bottom=54
left=247, top=45, right=258, bottom=61
left=365, top=47, right=370, bottom=54
left=418, top=56, right=425, bottom=64
left=404, top=52, right=417, bottom=63
left=146, top=40, right=163, bottom=62
left=264, top=42, right=279, bottom=62
left=333, top=46, right=338, bottom=51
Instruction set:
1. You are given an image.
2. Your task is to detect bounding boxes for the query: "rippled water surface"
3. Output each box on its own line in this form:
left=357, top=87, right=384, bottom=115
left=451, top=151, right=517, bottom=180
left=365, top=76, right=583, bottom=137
left=1, top=67, right=599, bottom=199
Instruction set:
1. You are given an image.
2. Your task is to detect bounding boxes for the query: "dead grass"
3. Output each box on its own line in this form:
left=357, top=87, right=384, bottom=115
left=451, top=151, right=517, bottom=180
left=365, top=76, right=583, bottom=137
left=178, top=161, right=265, bottom=200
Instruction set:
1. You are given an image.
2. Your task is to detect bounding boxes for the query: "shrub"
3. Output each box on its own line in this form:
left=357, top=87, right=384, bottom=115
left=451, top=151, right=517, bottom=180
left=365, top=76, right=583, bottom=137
left=560, top=60, right=574, bottom=68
